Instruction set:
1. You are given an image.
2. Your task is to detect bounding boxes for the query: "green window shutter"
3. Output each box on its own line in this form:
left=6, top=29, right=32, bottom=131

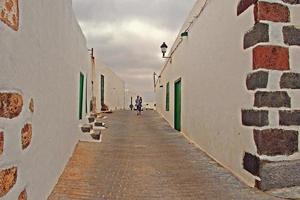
left=166, top=82, right=170, bottom=111
left=79, top=73, right=84, bottom=120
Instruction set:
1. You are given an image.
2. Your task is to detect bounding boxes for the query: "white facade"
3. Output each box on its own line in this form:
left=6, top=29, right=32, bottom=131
left=94, top=61, right=125, bottom=111
left=155, top=0, right=300, bottom=188
left=0, top=0, right=90, bottom=199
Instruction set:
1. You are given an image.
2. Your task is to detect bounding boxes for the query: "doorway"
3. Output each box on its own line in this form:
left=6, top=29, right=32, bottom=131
left=100, top=74, right=105, bottom=106
left=79, top=72, right=84, bottom=120
left=174, top=78, right=181, bottom=131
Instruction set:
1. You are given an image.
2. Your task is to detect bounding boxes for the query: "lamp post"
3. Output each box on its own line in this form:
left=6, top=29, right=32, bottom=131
left=153, top=72, right=162, bottom=91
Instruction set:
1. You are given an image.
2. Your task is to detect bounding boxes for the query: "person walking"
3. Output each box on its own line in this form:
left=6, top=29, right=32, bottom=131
left=135, top=96, right=142, bottom=115
left=139, top=97, right=143, bottom=115
left=135, top=96, right=140, bottom=115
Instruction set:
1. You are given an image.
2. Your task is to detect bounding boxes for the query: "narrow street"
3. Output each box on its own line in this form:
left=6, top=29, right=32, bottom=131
left=48, top=111, right=279, bottom=200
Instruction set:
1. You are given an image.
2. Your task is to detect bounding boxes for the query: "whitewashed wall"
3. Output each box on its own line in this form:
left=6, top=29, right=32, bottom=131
left=94, top=61, right=125, bottom=111
left=155, top=0, right=300, bottom=187
left=0, top=0, right=90, bottom=199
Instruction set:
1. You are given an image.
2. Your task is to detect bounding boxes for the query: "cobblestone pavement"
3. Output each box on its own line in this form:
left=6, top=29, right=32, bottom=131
left=48, top=111, right=280, bottom=200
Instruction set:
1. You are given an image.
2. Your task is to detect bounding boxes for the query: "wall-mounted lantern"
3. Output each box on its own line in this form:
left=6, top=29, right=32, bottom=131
left=181, top=31, right=188, bottom=37
left=160, top=42, right=171, bottom=58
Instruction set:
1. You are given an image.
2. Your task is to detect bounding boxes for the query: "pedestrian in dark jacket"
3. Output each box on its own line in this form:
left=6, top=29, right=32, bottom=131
left=135, top=96, right=142, bottom=115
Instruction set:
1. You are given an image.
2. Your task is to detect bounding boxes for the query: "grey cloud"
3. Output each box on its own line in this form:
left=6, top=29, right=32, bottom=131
left=73, top=0, right=196, bottom=31
left=72, top=0, right=197, bottom=101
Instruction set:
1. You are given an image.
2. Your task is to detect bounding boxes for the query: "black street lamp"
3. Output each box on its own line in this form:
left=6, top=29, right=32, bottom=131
left=160, top=42, right=167, bottom=57
left=160, top=42, right=171, bottom=58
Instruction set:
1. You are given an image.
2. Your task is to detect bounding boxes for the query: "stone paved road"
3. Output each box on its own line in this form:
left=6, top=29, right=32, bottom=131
left=48, top=111, right=280, bottom=200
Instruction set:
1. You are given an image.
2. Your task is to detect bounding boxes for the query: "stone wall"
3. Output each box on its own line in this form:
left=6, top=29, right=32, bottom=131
left=155, top=0, right=300, bottom=190
left=239, top=0, right=300, bottom=190
left=0, top=0, right=89, bottom=199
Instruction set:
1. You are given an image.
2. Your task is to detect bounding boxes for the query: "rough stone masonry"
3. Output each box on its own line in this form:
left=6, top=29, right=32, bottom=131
left=238, top=0, right=300, bottom=191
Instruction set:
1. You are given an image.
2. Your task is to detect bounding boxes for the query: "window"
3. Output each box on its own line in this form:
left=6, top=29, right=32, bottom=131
left=166, top=82, right=170, bottom=111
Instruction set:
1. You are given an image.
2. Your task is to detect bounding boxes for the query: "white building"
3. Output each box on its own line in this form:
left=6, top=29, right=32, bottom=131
left=93, top=60, right=126, bottom=112
left=0, top=0, right=90, bottom=199
left=156, top=0, right=300, bottom=191
left=0, top=0, right=126, bottom=199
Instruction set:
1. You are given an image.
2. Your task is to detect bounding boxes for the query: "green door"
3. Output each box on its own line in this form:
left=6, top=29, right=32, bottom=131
left=85, top=76, right=88, bottom=114
left=166, top=82, right=170, bottom=111
left=79, top=73, right=84, bottom=120
left=174, top=79, right=181, bottom=131
left=101, top=75, right=105, bottom=105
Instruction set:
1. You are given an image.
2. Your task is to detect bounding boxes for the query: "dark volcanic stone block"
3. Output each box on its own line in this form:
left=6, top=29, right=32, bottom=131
left=243, top=152, right=260, bottom=176
left=258, top=160, right=300, bottom=190
left=81, top=124, right=92, bottom=133
left=282, top=0, right=300, bottom=4
left=242, top=109, right=269, bottom=127
left=91, top=132, right=101, bottom=140
left=279, top=110, right=300, bottom=126
left=21, top=124, right=32, bottom=150
left=253, top=45, right=289, bottom=71
left=280, top=73, right=300, bottom=89
left=243, top=154, right=300, bottom=190
left=283, top=26, right=300, bottom=46
left=88, top=117, right=95, bottom=123
left=254, top=91, right=291, bottom=108
left=95, top=122, right=105, bottom=127
left=237, top=0, right=258, bottom=16
left=244, top=23, right=269, bottom=49
left=18, top=189, right=27, bottom=200
left=0, top=132, right=3, bottom=156
left=0, top=167, right=17, bottom=197
left=254, top=129, right=298, bottom=156
left=254, top=2, right=290, bottom=23
left=0, top=93, right=23, bottom=119
left=246, top=71, right=269, bottom=90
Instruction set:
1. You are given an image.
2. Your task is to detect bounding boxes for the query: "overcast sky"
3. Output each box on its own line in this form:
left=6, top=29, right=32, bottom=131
left=72, top=0, right=197, bottom=101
